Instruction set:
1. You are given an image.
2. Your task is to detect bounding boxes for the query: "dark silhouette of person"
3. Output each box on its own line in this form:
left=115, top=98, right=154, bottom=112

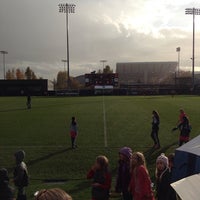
left=0, top=168, right=15, bottom=200
left=26, top=95, right=31, bottom=109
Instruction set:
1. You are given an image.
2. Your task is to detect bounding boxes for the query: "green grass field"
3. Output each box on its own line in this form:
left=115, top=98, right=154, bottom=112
left=0, top=95, right=200, bottom=199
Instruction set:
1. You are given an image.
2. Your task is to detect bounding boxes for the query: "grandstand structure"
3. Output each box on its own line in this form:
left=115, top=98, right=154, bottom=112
left=116, top=62, right=177, bottom=85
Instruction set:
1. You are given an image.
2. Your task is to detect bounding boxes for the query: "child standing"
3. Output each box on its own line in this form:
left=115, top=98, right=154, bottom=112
left=178, top=116, right=191, bottom=146
left=13, top=150, right=29, bottom=200
left=172, top=115, right=191, bottom=146
left=155, top=153, right=171, bottom=200
left=115, top=147, right=132, bottom=200
left=87, top=155, right=111, bottom=200
left=69, top=117, right=78, bottom=149
left=151, top=110, right=160, bottom=149
left=129, top=152, right=155, bottom=200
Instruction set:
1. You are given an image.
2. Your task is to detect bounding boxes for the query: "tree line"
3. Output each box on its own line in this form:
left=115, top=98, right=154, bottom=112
left=6, top=67, right=38, bottom=80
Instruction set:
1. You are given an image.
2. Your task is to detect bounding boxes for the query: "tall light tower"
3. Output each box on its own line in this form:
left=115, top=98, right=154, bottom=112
left=61, top=59, right=67, bottom=72
left=59, top=3, right=76, bottom=89
left=0, top=51, right=8, bottom=80
left=176, top=47, right=181, bottom=76
left=100, top=60, right=107, bottom=73
left=185, top=8, right=200, bottom=90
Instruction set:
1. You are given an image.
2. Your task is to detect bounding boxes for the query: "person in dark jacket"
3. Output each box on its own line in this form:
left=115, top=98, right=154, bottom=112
left=0, top=168, right=15, bottom=200
left=151, top=110, right=160, bottom=149
left=26, top=95, right=31, bottom=109
left=115, top=147, right=132, bottom=200
left=13, top=150, right=29, bottom=200
left=155, top=153, right=171, bottom=200
left=168, top=154, right=177, bottom=200
left=172, top=115, right=191, bottom=146
left=69, top=117, right=78, bottom=149
left=87, top=155, right=111, bottom=200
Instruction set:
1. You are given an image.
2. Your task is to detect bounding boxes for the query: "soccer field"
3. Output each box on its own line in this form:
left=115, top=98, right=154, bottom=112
left=0, top=95, right=200, bottom=199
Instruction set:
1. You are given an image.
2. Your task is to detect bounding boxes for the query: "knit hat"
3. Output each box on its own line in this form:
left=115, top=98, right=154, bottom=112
left=0, top=168, right=9, bottom=182
left=156, top=153, right=169, bottom=167
left=14, top=150, right=25, bottom=163
left=119, top=147, right=132, bottom=160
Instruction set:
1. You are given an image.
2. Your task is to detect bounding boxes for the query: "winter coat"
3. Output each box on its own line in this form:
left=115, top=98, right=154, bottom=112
left=129, top=165, right=155, bottom=200
left=178, top=116, right=191, bottom=138
left=14, top=161, right=28, bottom=187
left=0, top=181, right=15, bottom=200
left=87, top=169, right=111, bottom=200
left=156, top=168, right=171, bottom=200
left=115, top=160, right=131, bottom=194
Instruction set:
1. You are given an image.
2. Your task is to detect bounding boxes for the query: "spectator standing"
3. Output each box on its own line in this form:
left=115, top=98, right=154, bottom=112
left=155, top=153, right=171, bottom=200
left=129, top=152, right=155, bottom=200
left=0, top=168, right=15, bottom=200
left=115, top=147, right=132, bottom=200
left=13, top=150, right=29, bottom=200
left=87, top=155, right=111, bottom=200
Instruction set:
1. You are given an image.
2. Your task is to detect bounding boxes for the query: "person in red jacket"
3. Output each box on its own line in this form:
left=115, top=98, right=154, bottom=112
left=129, top=152, right=155, bottom=200
left=87, top=155, right=111, bottom=200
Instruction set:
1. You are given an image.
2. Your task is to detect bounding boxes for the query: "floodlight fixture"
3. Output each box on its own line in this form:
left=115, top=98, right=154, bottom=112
left=58, top=3, right=76, bottom=89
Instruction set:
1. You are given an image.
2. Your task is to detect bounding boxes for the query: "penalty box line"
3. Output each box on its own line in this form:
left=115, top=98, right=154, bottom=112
left=102, top=95, right=108, bottom=148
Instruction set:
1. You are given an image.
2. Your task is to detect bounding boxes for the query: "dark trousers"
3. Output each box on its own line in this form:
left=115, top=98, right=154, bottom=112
left=71, top=137, right=76, bottom=148
left=151, top=128, right=160, bottom=146
left=122, top=192, right=132, bottom=200
left=17, top=187, right=26, bottom=200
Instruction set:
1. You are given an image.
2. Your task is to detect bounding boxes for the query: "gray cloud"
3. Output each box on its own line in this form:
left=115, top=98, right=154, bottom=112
left=1, top=0, right=200, bottom=80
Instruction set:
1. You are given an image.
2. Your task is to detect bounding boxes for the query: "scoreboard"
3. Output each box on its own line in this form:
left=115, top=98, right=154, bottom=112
left=85, top=73, right=118, bottom=87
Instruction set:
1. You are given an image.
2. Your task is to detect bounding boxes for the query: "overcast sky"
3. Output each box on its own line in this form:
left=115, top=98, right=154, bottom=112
left=1, top=0, right=200, bottom=80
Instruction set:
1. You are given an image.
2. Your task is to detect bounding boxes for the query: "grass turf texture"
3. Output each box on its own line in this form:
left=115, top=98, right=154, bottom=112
left=0, top=95, right=200, bottom=199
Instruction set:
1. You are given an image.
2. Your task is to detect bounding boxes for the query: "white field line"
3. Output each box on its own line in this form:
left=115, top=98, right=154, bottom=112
left=102, top=95, right=108, bottom=148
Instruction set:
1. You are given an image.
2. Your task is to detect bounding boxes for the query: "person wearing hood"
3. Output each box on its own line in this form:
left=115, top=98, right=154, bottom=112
left=155, top=153, right=170, bottom=200
left=0, top=168, right=15, bottom=200
left=13, top=150, right=29, bottom=200
left=115, top=147, right=133, bottom=200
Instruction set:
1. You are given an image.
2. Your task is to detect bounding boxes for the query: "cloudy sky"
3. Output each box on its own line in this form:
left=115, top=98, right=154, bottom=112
left=1, top=0, right=200, bottom=80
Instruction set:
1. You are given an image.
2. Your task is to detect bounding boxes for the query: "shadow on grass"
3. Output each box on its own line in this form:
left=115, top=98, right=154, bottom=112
left=144, top=141, right=177, bottom=165
left=68, top=180, right=90, bottom=195
left=27, top=147, right=72, bottom=166
left=0, top=108, right=27, bottom=112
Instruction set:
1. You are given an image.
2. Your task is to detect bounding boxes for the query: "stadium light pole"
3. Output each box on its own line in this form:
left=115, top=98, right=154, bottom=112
left=59, top=3, right=76, bottom=89
left=61, top=59, right=67, bottom=72
left=0, top=51, right=8, bottom=80
left=176, top=47, right=181, bottom=76
left=100, top=60, right=107, bottom=73
left=185, top=8, right=200, bottom=90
